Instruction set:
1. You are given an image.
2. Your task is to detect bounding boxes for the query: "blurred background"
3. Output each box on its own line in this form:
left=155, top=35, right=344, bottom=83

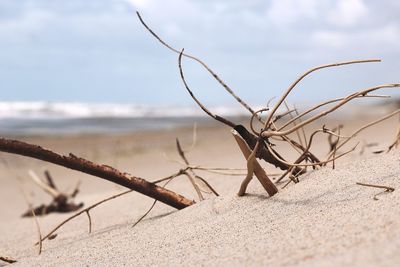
left=0, top=0, right=399, bottom=134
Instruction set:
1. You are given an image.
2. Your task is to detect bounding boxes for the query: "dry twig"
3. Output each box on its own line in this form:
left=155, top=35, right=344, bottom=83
left=356, top=182, right=395, bottom=200
left=0, top=256, right=17, bottom=264
left=0, top=138, right=194, bottom=210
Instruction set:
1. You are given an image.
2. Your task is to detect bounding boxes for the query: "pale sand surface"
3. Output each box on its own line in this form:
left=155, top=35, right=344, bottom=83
left=0, top=112, right=399, bottom=266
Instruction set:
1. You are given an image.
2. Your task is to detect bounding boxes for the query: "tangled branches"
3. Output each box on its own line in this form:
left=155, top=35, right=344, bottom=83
left=137, top=12, right=400, bottom=195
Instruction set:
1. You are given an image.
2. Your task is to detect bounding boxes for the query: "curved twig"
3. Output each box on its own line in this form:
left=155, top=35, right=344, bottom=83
left=263, top=84, right=400, bottom=138
left=327, top=109, right=400, bottom=160
left=278, top=94, right=389, bottom=131
left=178, top=49, right=236, bottom=128
left=137, top=11, right=256, bottom=116
left=263, top=59, right=381, bottom=130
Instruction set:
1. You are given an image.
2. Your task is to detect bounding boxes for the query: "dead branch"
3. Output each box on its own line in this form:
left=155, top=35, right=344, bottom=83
left=262, top=84, right=400, bottom=138
left=178, top=49, right=235, bottom=128
left=37, top=189, right=133, bottom=244
left=176, top=138, right=219, bottom=198
left=22, top=170, right=83, bottom=217
left=327, top=109, right=400, bottom=160
left=136, top=12, right=256, bottom=116
left=232, top=129, right=278, bottom=196
left=278, top=94, right=389, bottom=131
left=263, top=59, right=381, bottom=131
left=0, top=137, right=194, bottom=210
left=0, top=256, right=17, bottom=264
left=176, top=138, right=204, bottom=200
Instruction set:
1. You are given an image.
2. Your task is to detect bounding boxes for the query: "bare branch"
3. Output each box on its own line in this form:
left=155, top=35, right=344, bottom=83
left=263, top=59, right=381, bottom=129
left=263, top=84, right=400, bottom=138
left=137, top=11, right=256, bottom=116
left=178, top=49, right=236, bottom=128
left=0, top=137, right=194, bottom=210
left=0, top=256, right=17, bottom=264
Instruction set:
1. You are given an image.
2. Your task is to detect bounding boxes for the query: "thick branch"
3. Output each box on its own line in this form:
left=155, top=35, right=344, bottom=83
left=0, top=138, right=194, bottom=210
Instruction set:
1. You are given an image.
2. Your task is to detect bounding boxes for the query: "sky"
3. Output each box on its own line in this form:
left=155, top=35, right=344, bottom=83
left=0, top=0, right=399, bottom=107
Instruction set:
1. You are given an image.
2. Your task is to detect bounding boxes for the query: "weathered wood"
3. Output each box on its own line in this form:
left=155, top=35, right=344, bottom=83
left=0, top=138, right=195, bottom=210
left=232, top=130, right=278, bottom=196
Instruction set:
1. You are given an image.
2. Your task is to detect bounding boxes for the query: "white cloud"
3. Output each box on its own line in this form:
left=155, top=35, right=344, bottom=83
left=312, top=30, right=347, bottom=48
left=266, top=0, right=320, bottom=26
left=125, top=0, right=153, bottom=10
left=0, top=9, right=55, bottom=38
left=328, top=0, right=368, bottom=27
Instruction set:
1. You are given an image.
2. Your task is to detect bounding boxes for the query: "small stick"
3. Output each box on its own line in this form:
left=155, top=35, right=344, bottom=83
left=44, top=170, right=57, bottom=189
left=28, top=170, right=60, bottom=198
left=356, top=182, right=395, bottom=200
left=176, top=138, right=204, bottom=201
left=0, top=256, right=17, bottom=264
left=232, top=129, right=278, bottom=196
left=328, top=109, right=400, bottom=160
left=356, top=182, right=395, bottom=191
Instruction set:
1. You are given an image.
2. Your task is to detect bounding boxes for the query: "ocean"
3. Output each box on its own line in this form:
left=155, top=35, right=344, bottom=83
left=0, top=101, right=249, bottom=135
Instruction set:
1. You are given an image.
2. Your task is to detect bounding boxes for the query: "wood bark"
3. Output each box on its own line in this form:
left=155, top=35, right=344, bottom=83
left=0, top=138, right=194, bottom=209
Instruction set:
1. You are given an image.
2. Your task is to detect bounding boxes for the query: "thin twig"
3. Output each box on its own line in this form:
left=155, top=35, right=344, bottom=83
left=178, top=49, right=236, bottom=128
left=0, top=256, right=17, bottom=264
left=356, top=182, right=395, bottom=200
left=176, top=138, right=204, bottom=200
left=263, top=84, right=400, bottom=138
left=327, top=109, right=400, bottom=160
left=137, top=12, right=256, bottom=116
left=263, top=59, right=381, bottom=131
left=37, top=190, right=133, bottom=244
left=356, top=182, right=395, bottom=191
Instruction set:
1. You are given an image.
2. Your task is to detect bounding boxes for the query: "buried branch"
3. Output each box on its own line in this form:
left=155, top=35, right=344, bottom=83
left=22, top=170, right=83, bottom=217
left=0, top=138, right=194, bottom=210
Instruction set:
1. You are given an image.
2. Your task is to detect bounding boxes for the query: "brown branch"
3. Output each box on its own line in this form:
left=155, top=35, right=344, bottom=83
left=232, top=129, right=278, bottom=196
left=176, top=138, right=204, bottom=200
left=178, top=49, right=236, bottom=128
left=0, top=256, right=17, bottom=264
left=0, top=138, right=194, bottom=210
left=263, top=84, right=400, bottom=138
left=263, top=59, right=381, bottom=130
left=137, top=12, right=256, bottom=116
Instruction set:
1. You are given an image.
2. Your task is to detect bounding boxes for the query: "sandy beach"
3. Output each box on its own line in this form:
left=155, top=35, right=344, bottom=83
left=0, top=110, right=399, bottom=266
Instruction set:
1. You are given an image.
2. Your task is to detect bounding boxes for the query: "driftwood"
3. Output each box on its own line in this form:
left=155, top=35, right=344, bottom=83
left=22, top=170, right=83, bottom=217
left=0, top=138, right=194, bottom=210
left=232, top=129, right=278, bottom=196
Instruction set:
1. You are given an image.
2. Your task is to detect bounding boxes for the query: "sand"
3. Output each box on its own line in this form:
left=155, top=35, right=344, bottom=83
left=0, top=114, right=399, bottom=266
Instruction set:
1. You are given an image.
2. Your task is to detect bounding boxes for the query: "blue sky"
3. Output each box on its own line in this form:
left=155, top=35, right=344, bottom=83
left=0, top=0, right=399, bottom=106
